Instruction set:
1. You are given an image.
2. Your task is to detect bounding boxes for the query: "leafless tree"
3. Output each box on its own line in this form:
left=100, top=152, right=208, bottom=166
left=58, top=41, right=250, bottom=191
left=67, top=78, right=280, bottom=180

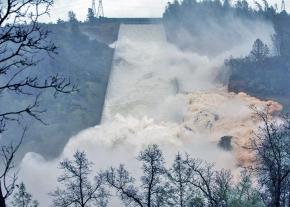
left=105, top=144, right=169, bottom=207
left=247, top=108, right=290, bottom=207
left=0, top=128, right=27, bottom=207
left=50, top=151, right=108, bottom=207
left=166, top=153, right=197, bottom=207
left=11, top=182, right=39, bottom=207
left=167, top=153, right=264, bottom=207
left=0, top=1, right=76, bottom=205
left=0, top=0, right=77, bottom=134
left=185, top=157, right=232, bottom=207
left=229, top=170, right=264, bottom=207
left=106, top=165, right=143, bottom=207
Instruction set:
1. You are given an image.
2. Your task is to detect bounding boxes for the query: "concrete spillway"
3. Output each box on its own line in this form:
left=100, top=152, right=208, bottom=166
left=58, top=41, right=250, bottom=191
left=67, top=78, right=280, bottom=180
left=100, top=23, right=282, bottom=167
left=102, top=24, right=184, bottom=123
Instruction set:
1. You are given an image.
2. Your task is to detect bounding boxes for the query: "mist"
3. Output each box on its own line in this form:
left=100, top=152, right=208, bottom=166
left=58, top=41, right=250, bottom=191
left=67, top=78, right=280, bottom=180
left=16, top=11, right=282, bottom=206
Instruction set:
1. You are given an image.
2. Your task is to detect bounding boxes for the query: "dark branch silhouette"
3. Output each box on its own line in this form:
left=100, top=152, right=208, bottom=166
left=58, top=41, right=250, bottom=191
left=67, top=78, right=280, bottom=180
left=0, top=127, right=26, bottom=207
left=246, top=107, right=290, bottom=207
left=50, top=151, right=108, bottom=207
left=0, top=0, right=78, bottom=133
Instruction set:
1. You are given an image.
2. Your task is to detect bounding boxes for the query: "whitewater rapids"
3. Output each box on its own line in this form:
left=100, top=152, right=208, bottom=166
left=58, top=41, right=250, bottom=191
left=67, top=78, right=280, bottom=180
left=102, top=24, right=281, bottom=166
left=19, top=23, right=281, bottom=206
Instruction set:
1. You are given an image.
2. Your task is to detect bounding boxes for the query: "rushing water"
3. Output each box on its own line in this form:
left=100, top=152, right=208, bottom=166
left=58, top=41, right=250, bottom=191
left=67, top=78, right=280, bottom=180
left=103, top=24, right=219, bottom=123
left=19, top=23, right=280, bottom=206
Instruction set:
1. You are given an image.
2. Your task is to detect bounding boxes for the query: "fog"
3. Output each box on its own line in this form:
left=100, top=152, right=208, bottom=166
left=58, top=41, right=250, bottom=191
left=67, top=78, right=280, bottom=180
left=0, top=24, right=116, bottom=160
left=16, top=11, right=281, bottom=205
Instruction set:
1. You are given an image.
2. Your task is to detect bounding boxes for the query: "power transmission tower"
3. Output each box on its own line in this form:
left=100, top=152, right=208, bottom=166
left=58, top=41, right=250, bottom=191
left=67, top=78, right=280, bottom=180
left=92, top=0, right=97, bottom=16
left=281, top=0, right=286, bottom=11
left=97, top=0, right=104, bottom=18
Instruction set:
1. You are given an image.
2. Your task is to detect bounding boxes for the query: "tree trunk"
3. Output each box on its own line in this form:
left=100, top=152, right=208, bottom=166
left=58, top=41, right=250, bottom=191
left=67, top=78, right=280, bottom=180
left=273, top=183, right=281, bottom=207
left=0, top=185, right=6, bottom=207
left=288, top=186, right=290, bottom=207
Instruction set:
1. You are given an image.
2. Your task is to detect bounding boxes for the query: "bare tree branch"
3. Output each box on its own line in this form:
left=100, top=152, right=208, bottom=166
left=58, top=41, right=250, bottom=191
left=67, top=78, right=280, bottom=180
left=0, top=0, right=78, bottom=134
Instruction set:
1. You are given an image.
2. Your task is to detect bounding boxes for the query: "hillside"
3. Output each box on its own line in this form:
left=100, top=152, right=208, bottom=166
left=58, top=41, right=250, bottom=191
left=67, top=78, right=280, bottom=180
left=0, top=22, right=119, bottom=159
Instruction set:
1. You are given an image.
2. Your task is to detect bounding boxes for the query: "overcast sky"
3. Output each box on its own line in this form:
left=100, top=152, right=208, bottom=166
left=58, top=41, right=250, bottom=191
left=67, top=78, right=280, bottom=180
left=46, top=0, right=171, bottom=22
left=46, top=0, right=289, bottom=22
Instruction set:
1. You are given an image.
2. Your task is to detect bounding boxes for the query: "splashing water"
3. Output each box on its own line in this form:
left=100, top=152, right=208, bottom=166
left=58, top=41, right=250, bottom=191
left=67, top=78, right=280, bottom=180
left=19, top=23, right=281, bottom=206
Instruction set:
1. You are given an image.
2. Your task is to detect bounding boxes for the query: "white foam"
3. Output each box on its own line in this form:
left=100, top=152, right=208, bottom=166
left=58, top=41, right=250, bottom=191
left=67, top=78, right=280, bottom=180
left=19, top=22, right=276, bottom=206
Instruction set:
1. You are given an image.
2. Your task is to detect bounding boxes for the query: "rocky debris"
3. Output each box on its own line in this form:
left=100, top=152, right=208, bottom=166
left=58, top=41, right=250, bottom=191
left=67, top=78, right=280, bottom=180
left=183, top=90, right=282, bottom=166
left=218, top=136, right=233, bottom=151
left=189, top=110, right=219, bottom=130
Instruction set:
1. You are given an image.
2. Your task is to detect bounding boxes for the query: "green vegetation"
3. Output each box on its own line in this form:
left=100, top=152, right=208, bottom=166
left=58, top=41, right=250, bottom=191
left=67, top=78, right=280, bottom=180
left=226, top=38, right=290, bottom=96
